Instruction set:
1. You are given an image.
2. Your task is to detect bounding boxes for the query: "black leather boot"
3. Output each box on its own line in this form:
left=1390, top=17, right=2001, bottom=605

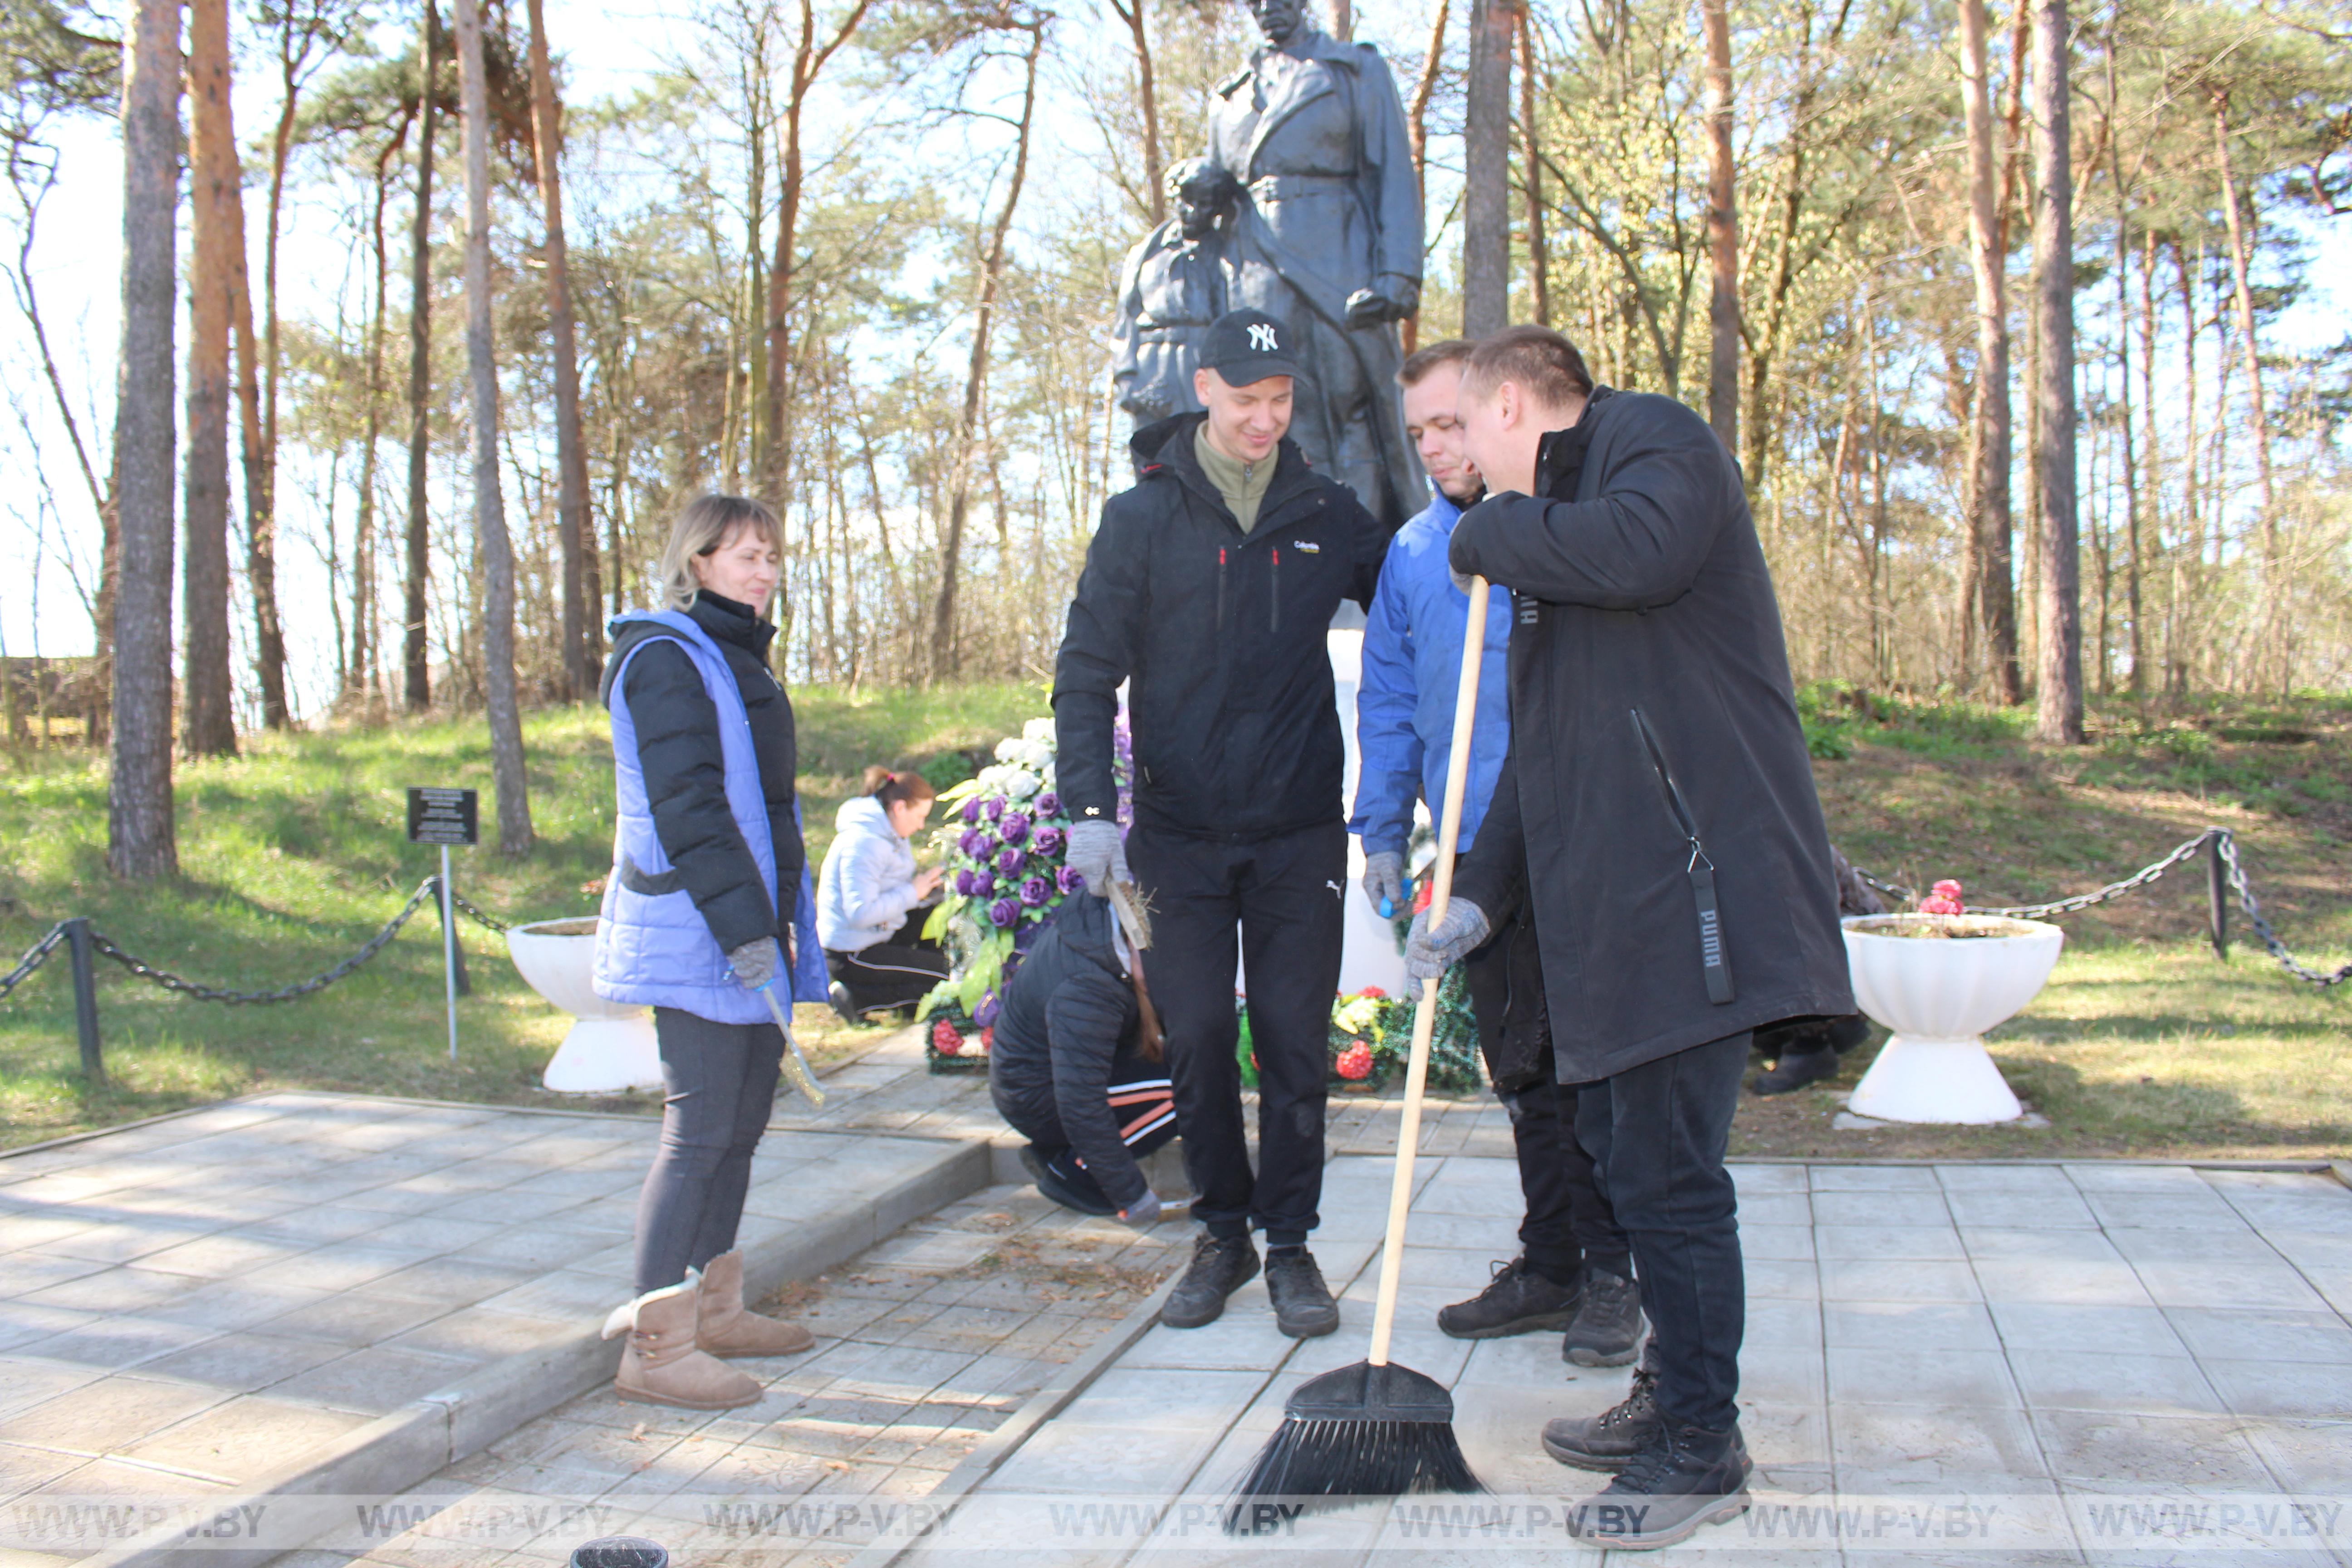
left=1562, top=1265, right=1644, bottom=1366
left=1160, top=1231, right=1260, bottom=1329
left=1437, top=1256, right=1582, bottom=1339
left=1541, top=1363, right=1660, bottom=1471
left=1566, top=1421, right=1753, bottom=1548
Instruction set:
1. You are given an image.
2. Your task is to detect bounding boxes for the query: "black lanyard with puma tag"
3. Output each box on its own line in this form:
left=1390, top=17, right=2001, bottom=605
left=1630, top=707, right=1736, bottom=1005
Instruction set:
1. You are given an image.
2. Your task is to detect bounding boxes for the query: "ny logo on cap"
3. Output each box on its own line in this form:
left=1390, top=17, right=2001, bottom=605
left=1248, top=323, right=1280, bottom=353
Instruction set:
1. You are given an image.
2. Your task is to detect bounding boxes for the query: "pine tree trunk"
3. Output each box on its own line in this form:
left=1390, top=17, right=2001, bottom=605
left=1701, top=0, right=1738, bottom=451
left=455, top=0, right=532, bottom=852
left=2210, top=93, right=2283, bottom=691
left=352, top=114, right=412, bottom=705
left=931, top=20, right=1042, bottom=678
left=404, top=0, right=439, bottom=712
left=1110, top=0, right=1162, bottom=222
left=1461, top=0, right=1513, bottom=336
left=1517, top=11, right=1548, bottom=326
left=1401, top=0, right=1448, bottom=354
left=109, top=0, right=182, bottom=879
left=181, top=0, right=238, bottom=759
left=1956, top=0, right=2017, bottom=701
left=526, top=0, right=594, bottom=698
left=2029, top=0, right=2080, bottom=742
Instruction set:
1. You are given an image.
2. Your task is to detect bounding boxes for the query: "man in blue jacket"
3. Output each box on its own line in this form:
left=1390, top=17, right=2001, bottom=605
left=1352, top=339, right=1641, bottom=1367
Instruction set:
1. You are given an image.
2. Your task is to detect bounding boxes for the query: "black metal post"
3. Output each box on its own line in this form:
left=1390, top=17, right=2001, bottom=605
left=65, top=917, right=104, bottom=1084
left=2205, top=829, right=2229, bottom=961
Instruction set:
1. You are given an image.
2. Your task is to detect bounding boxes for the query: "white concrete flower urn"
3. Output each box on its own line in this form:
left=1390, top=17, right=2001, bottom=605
left=1841, top=914, right=2065, bottom=1124
left=505, top=918, right=663, bottom=1094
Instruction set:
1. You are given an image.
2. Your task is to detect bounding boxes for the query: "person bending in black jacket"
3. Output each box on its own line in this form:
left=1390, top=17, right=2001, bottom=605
left=1054, top=309, right=1394, bottom=1338
left=989, top=895, right=1177, bottom=1221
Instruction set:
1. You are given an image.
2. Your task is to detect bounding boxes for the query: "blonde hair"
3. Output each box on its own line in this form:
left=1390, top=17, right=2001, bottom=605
left=656, top=494, right=783, bottom=611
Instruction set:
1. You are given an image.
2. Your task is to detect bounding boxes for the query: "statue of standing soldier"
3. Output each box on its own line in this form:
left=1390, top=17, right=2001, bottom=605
left=1108, top=0, right=1426, bottom=530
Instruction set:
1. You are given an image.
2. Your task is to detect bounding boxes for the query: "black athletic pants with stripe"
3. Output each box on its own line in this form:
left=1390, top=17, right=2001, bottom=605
left=825, top=910, right=949, bottom=1015
left=1127, top=819, right=1346, bottom=1245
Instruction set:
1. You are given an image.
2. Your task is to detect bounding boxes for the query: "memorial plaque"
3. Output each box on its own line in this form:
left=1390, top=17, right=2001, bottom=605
left=406, top=787, right=479, bottom=846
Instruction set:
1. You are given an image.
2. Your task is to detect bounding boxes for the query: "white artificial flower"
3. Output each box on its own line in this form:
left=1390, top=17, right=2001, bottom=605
left=1014, top=740, right=1053, bottom=770
left=1022, top=717, right=1058, bottom=747
left=994, top=738, right=1025, bottom=765
left=1001, top=769, right=1040, bottom=799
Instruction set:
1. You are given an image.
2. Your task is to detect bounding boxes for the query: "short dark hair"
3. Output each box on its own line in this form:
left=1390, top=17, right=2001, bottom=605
left=1397, top=338, right=1476, bottom=387
left=1461, top=326, right=1595, bottom=409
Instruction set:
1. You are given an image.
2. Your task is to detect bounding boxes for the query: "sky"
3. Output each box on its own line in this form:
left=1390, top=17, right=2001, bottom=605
left=3, top=0, right=2347, bottom=716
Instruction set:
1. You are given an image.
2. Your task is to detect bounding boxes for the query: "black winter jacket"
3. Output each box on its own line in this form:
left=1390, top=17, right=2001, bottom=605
left=1448, top=389, right=1853, bottom=1081
left=988, top=896, right=1163, bottom=1210
left=601, top=591, right=805, bottom=957
left=1054, top=413, right=1393, bottom=841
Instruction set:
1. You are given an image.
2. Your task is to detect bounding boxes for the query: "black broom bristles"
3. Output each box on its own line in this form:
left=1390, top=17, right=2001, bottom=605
left=1222, top=1362, right=1484, bottom=1535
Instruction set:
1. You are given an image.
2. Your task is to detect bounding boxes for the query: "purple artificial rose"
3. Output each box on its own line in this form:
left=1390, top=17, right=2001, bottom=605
left=996, top=845, right=1026, bottom=877
left=957, top=827, right=986, bottom=859
left=999, top=812, right=1029, bottom=846
left=1019, top=875, right=1052, bottom=907
left=971, top=833, right=999, bottom=864
left=961, top=797, right=982, bottom=825
left=1056, top=864, right=1086, bottom=896
left=988, top=897, right=1019, bottom=929
left=982, top=796, right=1005, bottom=822
left=1035, top=791, right=1060, bottom=818
left=970, top=870, right=996, bottom=898
left=954, top=868, right=976, bottom=897
left=974, top=992, right=1000, bottom=1028
left=1032, top=824, right=1064, bottom=858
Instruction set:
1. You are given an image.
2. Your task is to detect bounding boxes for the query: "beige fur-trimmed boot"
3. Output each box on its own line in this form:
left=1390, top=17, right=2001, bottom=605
left=696, top=1250, right=815, bottom=1357
left=601, top=1274, right=762, bottom=1409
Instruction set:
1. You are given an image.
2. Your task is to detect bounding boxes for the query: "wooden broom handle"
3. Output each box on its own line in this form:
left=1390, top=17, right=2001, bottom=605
left=1368, top=574, right=1490, bottom=1368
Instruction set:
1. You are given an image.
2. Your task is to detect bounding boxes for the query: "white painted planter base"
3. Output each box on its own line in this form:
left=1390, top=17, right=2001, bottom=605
left=542, top=1013, right=663, bottom=1095
left=1847, top=1033, right=2024, bottom=1124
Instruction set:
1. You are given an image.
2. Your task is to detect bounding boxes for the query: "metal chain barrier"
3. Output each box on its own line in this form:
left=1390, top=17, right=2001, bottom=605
left=447, top=888, right=509, bottom=935
left=2214, top=834, right=2352, bottom=989
left=89, top=877, right=444, bottom=1005
left=1853, top=827, right=2350, bottom=988
left=0, top=921, right=70, bottom=1002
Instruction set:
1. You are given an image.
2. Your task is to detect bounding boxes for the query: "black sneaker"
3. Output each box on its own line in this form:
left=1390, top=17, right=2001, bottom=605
left=1748, top=1043, right=1840, bottom=1096
left=828, top=980, right=860, bottom=1025
left=1542, top=1364, right=1661, bottom=1471
left=1161, top=1232, right=1260, bottom=1329
left=1264, top=1249, right=1340, bottom=1339
left=1563, top=1266, right=1644, bottom=1366
left=1033, top=1151, right=1117, bottom=1217
left=1566, top=1421, right=1753, bottom=1548
left=1437, top=1256, right=1582, bottom=1340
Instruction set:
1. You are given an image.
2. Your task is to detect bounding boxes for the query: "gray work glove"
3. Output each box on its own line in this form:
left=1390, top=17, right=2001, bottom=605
left=1362, top=850, right=1407, bottom=920
left=727, top=940, right=777, bottom=991
left=1117, top=1188, right=1162, bottom=1226
left=1064, top=818, right=1130, bottom=897
left=1404, top=897, right=1490, bottom=983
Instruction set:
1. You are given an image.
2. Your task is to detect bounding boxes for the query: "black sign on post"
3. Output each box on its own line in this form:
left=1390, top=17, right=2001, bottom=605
left=407, top=787, right=479, bottom=846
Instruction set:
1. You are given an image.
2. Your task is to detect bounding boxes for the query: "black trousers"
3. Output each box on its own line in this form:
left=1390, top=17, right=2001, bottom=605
left=1128, top=819, right=1346, bottom=1243
left=1574, top=1030, right=1749, bottom=1431
left=826, top=910, right=948, bottom=1015
left=1460, top=903, right=1633, bottom=1288
left=635, top=1006, right=782, bottom=1294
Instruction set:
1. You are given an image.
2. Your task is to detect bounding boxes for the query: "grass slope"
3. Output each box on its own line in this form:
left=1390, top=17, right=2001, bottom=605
left=0, top=684, right=1044, bottom=1148
left=0, top=686, right=2345, bottom=1160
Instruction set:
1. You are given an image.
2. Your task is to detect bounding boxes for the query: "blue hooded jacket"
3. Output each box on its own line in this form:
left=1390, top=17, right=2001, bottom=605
left=593, top=609, right=827, bottom=1023
left=1348, top=490, right=1514, bottom=862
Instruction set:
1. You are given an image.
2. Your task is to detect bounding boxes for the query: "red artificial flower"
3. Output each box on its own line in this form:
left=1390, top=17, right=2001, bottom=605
left=979, top=1027, right=994, bottom=1054
left=1412, top=879, right=1434, bottom=915
left=931, top=1018, right=962, bottom=1056
left=1357, top=986, right=1387, bottom=1000
left=1335, top=1041, right=1374, bottom=1080
left=1919, top=878, right=1965, bottom=916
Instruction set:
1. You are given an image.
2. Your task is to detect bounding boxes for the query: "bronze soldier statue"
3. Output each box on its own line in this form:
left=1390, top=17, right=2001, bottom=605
left=1204, top=0, right=1425, bottom=529
left=1111, top=160, right=1239, bottom=424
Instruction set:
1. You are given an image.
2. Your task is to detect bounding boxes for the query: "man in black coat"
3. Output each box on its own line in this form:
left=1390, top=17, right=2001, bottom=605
left=1406, top=327, right=1853, bottom=1548
left=988, top=894, right=1175, bottom=1221
left=1056, top=308, right=1392, bottom=1340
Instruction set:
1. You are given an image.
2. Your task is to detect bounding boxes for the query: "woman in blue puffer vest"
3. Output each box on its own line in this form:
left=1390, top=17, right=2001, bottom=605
left=592, top=494, right=828, bottom=1411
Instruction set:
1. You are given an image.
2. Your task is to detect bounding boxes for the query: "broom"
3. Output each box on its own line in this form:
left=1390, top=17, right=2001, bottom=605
left=1224, top=574, right=1495, bottom=1533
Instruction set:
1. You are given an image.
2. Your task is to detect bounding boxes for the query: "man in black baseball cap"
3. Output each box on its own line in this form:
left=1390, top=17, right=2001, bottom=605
left=1053, top=307, right=1395, bottom=1339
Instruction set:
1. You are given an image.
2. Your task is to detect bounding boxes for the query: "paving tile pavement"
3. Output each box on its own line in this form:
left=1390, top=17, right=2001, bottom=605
left=874, top=1159, right=2352, bottom=1568
left=269, top=1182, right=1189, bottom=1568
left=0, top=1088, right=975, bottom=1563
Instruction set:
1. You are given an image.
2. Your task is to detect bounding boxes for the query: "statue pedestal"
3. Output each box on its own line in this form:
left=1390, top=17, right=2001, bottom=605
left=1330, top=628, right=1409, bottom=997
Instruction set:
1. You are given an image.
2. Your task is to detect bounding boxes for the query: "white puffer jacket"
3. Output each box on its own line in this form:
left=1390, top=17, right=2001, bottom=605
left=818, top=795, right=919, bottom=953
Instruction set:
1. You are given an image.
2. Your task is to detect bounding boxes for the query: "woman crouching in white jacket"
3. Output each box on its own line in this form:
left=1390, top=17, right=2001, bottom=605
left=818, top=767, right=947, bottom=1019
